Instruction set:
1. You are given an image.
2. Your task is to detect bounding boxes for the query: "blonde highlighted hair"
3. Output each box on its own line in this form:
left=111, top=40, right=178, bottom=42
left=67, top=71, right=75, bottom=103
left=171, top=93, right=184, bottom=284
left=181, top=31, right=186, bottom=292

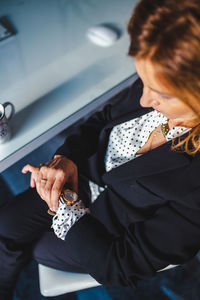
left=127, top=0, right=200, bottom=155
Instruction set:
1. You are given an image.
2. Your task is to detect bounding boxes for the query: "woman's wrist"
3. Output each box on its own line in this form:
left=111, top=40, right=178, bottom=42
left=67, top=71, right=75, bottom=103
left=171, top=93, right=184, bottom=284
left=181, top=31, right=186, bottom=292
left=51, top=199, right=89, bottom=240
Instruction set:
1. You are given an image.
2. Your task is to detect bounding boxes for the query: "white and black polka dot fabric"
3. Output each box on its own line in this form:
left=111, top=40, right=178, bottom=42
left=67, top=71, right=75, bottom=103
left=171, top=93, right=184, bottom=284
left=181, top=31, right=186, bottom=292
left=89, top=110, right=191, bottom=202
left=52, top=200, right=88, bottom=240
left=52, top=110, right=191, bottom=240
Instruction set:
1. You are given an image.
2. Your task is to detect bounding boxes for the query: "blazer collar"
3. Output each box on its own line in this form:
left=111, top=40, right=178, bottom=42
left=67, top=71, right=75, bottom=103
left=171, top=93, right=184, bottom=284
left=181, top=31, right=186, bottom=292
left=104, top=107, right=153, bottom=130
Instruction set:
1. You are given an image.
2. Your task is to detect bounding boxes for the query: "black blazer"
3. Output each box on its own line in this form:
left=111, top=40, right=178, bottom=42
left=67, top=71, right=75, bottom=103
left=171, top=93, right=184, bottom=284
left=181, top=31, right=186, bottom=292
left=55, top=78, right=200, bottom=287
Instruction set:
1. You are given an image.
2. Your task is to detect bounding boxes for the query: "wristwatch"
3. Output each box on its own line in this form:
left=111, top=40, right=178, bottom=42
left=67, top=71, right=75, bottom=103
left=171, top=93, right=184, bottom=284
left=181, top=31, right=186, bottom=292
left=48, top=188, right=78, bottom=216
left=59, top=189, right=78, bottom=206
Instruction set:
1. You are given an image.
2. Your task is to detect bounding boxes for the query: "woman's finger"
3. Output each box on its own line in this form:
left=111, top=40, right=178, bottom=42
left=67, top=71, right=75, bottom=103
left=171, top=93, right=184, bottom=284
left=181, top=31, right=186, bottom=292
left=37, top=166, right=51, bottom=198
left=35, top=181, right=46, bottom=202
left=36, top=167, right=55, bottom=208
left=30, top=173, right=36, bottom=188
left=50, top=178, right=65, bottom=211
left=22, top=164, right=39, bottom=188
left=43, top=179, right=54, bottom=207
left=35, top=178, right=50, bottom=206
left=22, top=164, right=38, bottom=174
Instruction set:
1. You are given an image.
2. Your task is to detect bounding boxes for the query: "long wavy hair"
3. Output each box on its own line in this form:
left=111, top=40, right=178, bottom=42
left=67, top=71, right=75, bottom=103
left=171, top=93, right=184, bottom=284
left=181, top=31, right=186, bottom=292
left=127, top=0, right=200, bottom=155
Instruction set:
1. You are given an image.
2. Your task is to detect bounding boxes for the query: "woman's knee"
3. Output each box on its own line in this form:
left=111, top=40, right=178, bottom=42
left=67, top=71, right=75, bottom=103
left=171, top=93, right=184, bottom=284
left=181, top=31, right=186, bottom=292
left=33, top=232, right=85, bottom=272
left=0, top=188, right=51, bottom=241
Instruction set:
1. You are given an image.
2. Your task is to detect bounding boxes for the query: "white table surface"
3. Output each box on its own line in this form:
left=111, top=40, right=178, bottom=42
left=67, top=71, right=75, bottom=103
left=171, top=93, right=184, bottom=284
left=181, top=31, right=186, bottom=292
left=0, top=0, right=138, bottom=171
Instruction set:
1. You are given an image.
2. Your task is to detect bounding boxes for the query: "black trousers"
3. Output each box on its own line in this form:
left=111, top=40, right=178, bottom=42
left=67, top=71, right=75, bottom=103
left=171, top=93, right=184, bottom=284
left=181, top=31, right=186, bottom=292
left=0, top=175, right=91, bottom=300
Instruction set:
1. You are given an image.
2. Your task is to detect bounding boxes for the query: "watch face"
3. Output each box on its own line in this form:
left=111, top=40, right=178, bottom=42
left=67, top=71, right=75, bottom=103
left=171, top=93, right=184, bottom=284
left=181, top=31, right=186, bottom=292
left=62, top=189, right=78, bottom=202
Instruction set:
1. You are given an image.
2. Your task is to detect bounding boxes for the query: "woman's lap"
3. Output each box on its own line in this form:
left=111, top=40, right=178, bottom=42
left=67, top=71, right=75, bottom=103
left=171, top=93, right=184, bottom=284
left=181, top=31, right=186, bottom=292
left=0, top=174, right=91, bottom=274
left=33, top=231, right=86, bottom=273
left=0, top=174, right=90, bottom=239
left=0, top=188, right=52, bottom=243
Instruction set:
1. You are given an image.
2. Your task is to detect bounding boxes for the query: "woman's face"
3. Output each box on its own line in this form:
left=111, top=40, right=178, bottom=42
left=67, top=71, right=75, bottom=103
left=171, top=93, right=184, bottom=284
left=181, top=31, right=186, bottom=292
left=135, top=58, right=197, bottom=126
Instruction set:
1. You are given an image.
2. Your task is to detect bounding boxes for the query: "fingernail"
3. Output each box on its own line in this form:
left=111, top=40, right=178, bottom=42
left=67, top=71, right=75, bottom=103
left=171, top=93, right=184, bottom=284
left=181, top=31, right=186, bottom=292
left=53, top=206, right=57, bottom=212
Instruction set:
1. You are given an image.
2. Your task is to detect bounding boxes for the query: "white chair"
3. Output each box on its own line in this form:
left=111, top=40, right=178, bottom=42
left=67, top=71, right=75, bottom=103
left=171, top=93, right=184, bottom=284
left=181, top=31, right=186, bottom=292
left=38, top=264, right=101, bottom=297
left=38, top=263, right=178, bottom=297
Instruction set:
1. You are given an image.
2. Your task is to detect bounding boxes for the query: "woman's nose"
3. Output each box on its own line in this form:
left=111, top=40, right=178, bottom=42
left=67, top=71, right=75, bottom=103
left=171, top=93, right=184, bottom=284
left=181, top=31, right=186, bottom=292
left=140, top=87, right=159, bottom=107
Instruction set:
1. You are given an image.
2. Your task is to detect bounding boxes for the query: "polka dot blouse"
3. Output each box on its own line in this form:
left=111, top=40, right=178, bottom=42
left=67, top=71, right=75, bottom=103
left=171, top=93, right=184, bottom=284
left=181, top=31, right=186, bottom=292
left=89, top=110, right=191, bottom=202
left=52, top=110, right=191, bottom=240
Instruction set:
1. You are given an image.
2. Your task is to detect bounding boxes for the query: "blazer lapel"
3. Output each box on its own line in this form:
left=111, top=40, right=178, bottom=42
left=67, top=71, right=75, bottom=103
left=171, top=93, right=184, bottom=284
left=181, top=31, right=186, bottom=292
left=87, top=105, right=191, bottom=186
left=102, top=140, right=190, bottom=185
left=85, top=108, right=151, bottom=185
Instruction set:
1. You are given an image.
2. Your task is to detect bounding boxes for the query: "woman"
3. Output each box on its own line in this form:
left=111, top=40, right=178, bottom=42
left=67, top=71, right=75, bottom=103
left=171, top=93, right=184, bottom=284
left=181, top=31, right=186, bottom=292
left=1, top=0, right=200, bottom=298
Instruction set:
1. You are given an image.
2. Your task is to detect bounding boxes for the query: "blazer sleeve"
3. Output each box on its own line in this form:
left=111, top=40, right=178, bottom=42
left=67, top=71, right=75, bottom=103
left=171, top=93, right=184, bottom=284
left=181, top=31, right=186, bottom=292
left=54, top=78, right=143, bottom=166
left=64, top=188, right=200, bottom=287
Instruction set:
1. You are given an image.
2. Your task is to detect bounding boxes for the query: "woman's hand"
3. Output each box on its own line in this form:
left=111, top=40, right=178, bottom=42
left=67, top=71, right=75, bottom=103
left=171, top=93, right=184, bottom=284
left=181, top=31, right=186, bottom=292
left=21, top=155, right=78, bottom=212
